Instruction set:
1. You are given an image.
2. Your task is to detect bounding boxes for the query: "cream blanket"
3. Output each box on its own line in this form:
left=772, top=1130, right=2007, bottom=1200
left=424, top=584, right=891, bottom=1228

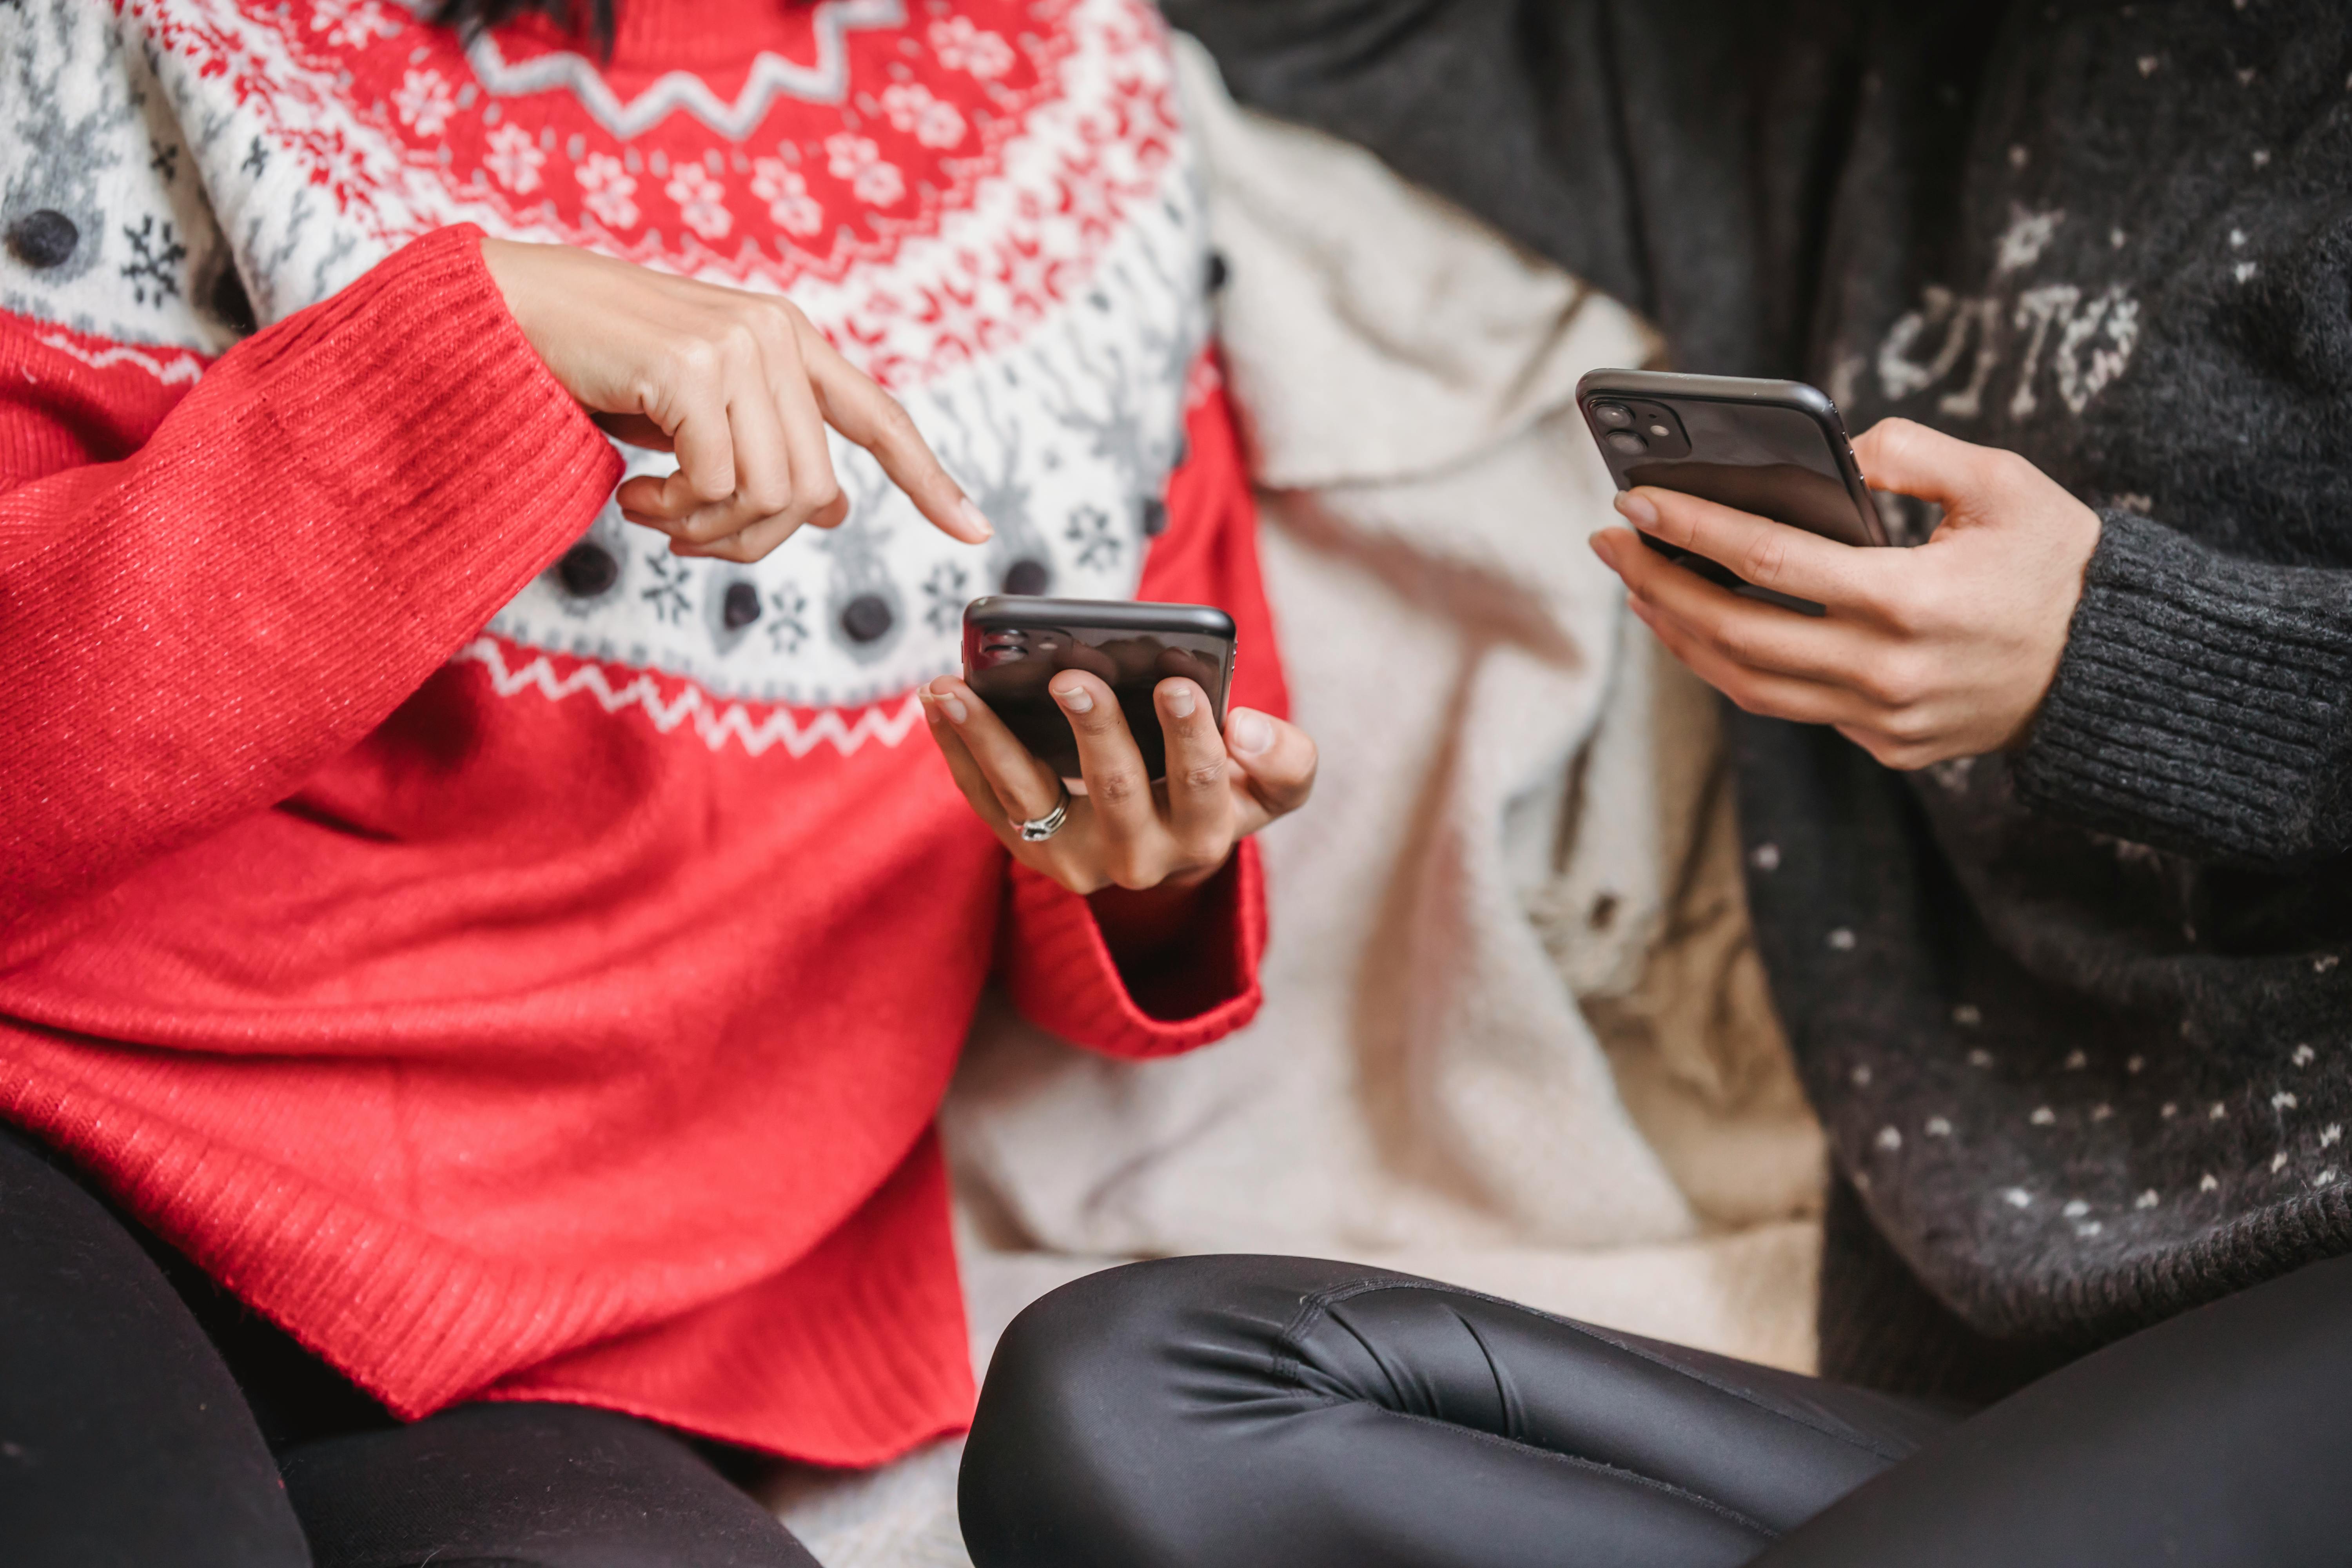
left=764, top=40, right=1828, bottom=1564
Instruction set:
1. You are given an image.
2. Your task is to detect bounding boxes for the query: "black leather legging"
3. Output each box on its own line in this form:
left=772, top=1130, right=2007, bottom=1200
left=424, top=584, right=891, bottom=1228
left=960, top=1252, right=2352, bottom=1568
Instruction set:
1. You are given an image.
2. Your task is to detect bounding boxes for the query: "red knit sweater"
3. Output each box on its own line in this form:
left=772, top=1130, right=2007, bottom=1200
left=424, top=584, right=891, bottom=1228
left=0, top=0, right=1279, bottom=1464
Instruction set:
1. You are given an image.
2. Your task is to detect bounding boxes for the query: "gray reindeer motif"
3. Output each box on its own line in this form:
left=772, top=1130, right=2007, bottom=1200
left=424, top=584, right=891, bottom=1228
left=929, top=367, right=1059, bottom=599
left=2, top=9, right=131, bottom=299
left=815, top=448, right=909, bottom=674
left=1033, top=245, right=1207, bottom=553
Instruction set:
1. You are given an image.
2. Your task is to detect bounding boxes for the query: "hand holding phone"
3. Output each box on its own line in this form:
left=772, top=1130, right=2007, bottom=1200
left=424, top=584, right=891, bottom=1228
left=1583, top=410, right=2103, bottom=771
left=920, top=595, right=1318, bottom=900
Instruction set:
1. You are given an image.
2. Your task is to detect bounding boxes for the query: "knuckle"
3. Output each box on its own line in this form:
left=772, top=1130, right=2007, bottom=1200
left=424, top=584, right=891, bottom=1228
left=1877, top=417, right=1925, bottom=460
left=1872, top=576, right=1933, bottom=633
left=1713, top=622, right=1764, bottom=668
left=1090, top=767, right=1142, bottom=808
left=1890, top=652, right=1938, bottom=707
left=719, top=318, right=762, bottom=363
left=745, top=477, right=793, bottom=515
left=681, top=508, right=739, bottom=544
left=1872, top=704, right=1935, bottom=748
left=1892, top=709, right=1941, bottom=747
left=875, top=398, right=919, bottom=447
left=1739, top=533, right=1791, bottom=588
left=1862, top=657, right=1923, bottom=708
left=803, top=472, right=843, bottom=513
left=1182, top=759, right=1227, bottom=793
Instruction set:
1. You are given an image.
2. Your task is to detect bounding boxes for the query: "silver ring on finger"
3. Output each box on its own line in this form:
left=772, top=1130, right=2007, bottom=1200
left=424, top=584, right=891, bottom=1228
left=1016, top=786, right=1071, bottom=844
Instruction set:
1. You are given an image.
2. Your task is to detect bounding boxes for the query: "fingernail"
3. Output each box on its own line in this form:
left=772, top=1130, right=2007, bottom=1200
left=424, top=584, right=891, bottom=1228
left=1230, top=710, right=1273, bottom=755
left=1165, top=684, right=1197, bottom=719
left=1588, top=531, right=1617, bottom=566
left=957, top=497, right=994, bottom=541
left=1053, top=681, right=1093, bottom=714
left=941, top=692, right=969, bottom=724
left=1614, top=490, right=1658, bottom=528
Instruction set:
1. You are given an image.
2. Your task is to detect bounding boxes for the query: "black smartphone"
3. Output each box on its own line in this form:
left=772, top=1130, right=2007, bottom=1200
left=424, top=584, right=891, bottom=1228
left=961, top=596, right=1237, bottom=780
left=1576, top=370, right=1886, bottom=613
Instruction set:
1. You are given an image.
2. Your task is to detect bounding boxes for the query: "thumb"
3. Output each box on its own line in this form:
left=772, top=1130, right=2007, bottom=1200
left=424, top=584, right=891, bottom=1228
left=1851, top=417, right=2002, bottom=510
left=1225, top=708, right=1317, bottom=822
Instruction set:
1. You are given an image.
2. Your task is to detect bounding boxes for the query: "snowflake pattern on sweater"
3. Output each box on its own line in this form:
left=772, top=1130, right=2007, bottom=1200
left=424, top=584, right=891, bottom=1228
left=2, top=0, right=1206, bottom=718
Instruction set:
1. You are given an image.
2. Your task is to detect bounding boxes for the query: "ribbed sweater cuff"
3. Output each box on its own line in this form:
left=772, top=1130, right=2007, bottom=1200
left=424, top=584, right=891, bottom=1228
left=1001, top=839, right=1267, bottom=1058
left=249, top=222, right=622, bottom=631
left=2013, top=512, right=2352, bottom=865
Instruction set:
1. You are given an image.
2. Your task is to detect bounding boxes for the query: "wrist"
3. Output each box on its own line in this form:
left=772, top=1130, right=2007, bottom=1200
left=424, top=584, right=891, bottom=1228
left=1087, top=857, right=1227, bottom=967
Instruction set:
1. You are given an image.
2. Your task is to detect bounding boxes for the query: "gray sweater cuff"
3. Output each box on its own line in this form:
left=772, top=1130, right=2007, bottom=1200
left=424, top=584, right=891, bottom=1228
left=2012, top=512, right=2352, bottom=866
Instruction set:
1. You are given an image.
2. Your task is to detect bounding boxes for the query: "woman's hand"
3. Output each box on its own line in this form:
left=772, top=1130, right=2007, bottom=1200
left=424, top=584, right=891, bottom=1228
left=918, top=669, right=1316, bottom=916
left=480, top=238, right=991, bottom=563
left=1587, top=418, right=2102, bottom=770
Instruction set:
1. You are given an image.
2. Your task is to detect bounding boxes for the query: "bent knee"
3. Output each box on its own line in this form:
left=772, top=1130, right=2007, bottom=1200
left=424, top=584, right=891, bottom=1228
left=959, top=1255, right=1380, bottom=1567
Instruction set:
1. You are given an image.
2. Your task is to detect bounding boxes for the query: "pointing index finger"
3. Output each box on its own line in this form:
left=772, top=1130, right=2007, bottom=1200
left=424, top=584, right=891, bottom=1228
left=797, top=320, right=992, bottom=545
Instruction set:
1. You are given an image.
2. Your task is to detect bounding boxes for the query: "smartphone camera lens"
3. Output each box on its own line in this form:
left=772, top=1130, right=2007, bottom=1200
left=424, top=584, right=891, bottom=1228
left=1593, top=403, right=1635, bottom=429
left=1604, top=429, right=1648, bottom=456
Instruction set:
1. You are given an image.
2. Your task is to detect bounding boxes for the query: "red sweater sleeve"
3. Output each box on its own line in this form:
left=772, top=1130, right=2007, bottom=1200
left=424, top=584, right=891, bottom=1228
left=998, top=369, right=1283, bottom=1058
left=0, top=225, right=620, bottom=934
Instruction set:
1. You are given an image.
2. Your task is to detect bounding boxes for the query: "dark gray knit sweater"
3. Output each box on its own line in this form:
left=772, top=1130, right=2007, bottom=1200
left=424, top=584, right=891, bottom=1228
left=1172, top=0, right=2352, bottom=1399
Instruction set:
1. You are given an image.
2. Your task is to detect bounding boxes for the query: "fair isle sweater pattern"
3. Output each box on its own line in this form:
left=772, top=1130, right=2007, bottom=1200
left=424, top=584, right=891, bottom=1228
left=6, top=0, right=1205, bottom=722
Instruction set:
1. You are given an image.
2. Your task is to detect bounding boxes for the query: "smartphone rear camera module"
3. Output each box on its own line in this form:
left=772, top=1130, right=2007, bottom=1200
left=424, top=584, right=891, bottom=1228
left=1592, top=402, right=1635, bottom=430
left=1603, top=429, right=1648, bottom=456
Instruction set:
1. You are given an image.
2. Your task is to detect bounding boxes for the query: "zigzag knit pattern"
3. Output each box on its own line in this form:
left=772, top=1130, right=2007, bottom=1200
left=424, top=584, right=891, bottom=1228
left=0, top=0, right=1283, bottom=1463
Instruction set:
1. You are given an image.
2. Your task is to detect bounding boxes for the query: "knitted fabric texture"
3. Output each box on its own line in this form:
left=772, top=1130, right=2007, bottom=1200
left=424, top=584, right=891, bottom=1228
left=0, top=0, right=1283, bottom=1462
left=1177, top=0, right=2352, bottom=1395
